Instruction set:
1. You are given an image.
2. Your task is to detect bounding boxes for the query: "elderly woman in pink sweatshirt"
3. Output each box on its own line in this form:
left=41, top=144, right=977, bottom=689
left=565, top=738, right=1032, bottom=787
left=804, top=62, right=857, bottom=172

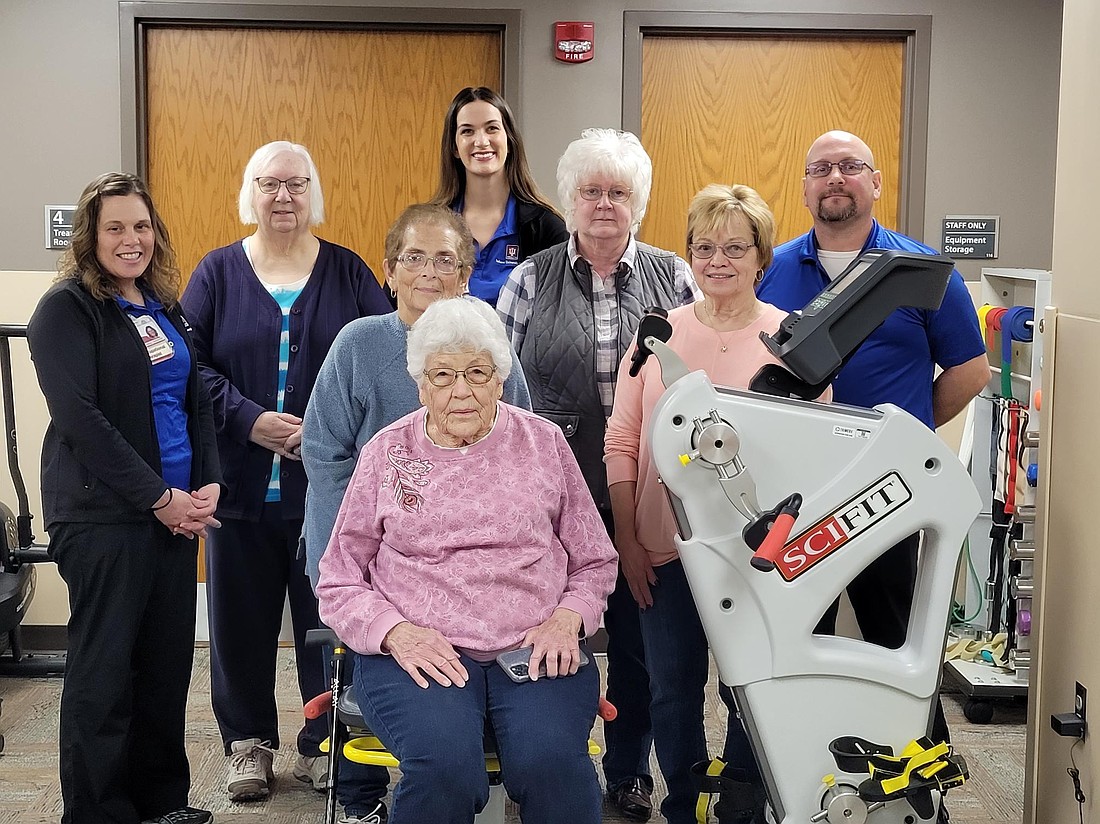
left=317, top=297, right=617, bottom=824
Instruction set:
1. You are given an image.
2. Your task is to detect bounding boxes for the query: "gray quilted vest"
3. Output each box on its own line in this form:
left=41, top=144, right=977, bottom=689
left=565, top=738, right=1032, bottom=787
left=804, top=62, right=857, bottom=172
left=519, top=241, right=682, bottom=510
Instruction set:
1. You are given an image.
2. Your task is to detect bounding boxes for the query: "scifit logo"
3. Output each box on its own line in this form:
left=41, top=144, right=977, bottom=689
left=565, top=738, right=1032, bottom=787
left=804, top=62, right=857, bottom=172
left=776, top=472, right=912, bottom=581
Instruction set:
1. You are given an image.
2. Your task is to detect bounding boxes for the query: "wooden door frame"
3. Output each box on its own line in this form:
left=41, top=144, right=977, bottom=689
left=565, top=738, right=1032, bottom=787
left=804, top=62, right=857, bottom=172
left=622, top=12, right=931, bottom=239
left=119, top=2, right=521, bottom=179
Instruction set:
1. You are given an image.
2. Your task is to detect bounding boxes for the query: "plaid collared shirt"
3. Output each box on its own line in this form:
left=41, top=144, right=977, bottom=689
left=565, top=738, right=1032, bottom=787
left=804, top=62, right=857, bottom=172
left=497, top=234, right=699, bottom=417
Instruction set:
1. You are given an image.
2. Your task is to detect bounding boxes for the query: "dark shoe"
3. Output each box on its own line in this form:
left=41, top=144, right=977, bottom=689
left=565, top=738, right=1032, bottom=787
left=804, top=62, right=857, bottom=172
left=141, top=807, right=214, bottom=824
left=609, top=777, right=653, bottom=822
left=338, top=802, right=388, bottom=824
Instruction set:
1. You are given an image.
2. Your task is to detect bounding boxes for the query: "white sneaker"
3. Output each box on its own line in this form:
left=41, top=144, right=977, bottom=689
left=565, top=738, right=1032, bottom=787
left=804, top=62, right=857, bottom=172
left=292, top=753, right=329, bottom=791
left=338, top=802, right=387, bottom=824
left=226, top=738, right=275, bottom=801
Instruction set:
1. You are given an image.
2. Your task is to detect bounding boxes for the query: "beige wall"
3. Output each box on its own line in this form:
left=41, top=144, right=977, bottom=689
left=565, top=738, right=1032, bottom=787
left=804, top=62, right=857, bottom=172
left=1, top=0, right=1062, bottom=275
left=0, top=272, right=66, bottom=623
left=1025, top=0, right=1100, bottom=820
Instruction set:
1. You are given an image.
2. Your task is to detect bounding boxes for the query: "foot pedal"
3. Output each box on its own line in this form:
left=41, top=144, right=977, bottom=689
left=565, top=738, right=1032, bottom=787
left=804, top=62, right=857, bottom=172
left=829, top=734, right=967, bottom=820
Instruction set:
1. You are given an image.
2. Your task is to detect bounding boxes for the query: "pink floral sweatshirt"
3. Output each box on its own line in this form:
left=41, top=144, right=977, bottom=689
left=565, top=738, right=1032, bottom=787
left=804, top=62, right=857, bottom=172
left=317, top=402, right=618, bottom=660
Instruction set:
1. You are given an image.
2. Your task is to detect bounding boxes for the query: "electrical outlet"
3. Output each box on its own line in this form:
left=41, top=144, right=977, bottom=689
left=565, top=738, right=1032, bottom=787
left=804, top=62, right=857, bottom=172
left=1076, top=682, right=1087, bottom=727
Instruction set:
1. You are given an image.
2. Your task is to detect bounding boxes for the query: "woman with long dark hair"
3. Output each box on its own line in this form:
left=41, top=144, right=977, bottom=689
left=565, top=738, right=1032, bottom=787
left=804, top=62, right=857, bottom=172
left=431, top=86, right=567, bottom=306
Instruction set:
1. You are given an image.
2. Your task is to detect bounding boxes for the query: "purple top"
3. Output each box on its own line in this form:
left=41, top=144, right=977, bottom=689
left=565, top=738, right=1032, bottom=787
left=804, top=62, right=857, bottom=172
left=181, top=238, right=391, bottom=519
left=317, top=403, right=618, bottom=660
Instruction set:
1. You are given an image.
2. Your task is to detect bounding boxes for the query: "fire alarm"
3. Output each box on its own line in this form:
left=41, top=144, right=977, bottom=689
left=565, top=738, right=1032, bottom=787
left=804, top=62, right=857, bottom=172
left=555, top=22, right=594, bottom=63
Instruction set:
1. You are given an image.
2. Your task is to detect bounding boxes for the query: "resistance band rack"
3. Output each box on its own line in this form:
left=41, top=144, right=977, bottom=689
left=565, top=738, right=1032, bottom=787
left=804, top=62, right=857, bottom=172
left=944, top=267, right=1050, bottom=722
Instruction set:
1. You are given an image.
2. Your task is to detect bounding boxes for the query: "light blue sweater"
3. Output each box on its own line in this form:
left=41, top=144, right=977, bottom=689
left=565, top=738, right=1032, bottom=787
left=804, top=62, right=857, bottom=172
left=302, top=310, right=532, bottom=585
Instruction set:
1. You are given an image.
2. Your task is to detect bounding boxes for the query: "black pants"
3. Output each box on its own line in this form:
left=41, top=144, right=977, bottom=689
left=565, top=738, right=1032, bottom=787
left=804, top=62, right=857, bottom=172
left=206, top=503, right=327, bottom=755
left=599, top=508, right=654, bottom=790
left=52, top=520, right=197, bottom=824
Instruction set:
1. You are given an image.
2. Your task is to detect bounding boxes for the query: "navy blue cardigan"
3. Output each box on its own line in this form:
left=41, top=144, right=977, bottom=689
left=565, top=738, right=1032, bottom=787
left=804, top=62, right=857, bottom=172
left=181, top=238, right=391, bottom=520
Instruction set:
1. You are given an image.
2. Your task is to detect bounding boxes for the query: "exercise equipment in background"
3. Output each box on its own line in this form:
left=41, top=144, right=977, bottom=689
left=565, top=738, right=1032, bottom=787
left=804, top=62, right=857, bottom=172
left=943, top=268, right=1050, bottom=724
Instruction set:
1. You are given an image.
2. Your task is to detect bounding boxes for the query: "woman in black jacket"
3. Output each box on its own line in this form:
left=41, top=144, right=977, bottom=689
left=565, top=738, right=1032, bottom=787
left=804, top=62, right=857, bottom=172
left=28, top=173, right=222, bottom=824
left=431, top=86, right=568, bottom=306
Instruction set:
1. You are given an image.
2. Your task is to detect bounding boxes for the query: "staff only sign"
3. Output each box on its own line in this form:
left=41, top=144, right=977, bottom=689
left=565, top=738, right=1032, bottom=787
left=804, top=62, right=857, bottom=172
left=942, top=215, right=999, bottom=259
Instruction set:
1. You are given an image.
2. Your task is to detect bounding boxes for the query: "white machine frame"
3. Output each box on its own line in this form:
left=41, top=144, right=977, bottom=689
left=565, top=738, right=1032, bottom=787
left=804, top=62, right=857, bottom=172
left=646, top=342, right=980, bottom=823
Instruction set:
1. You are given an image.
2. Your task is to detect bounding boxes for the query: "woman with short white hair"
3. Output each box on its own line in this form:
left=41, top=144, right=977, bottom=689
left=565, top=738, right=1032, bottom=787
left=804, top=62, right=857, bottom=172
left=181, top=140, right=391, bottom=802
left=497, top=127, right=700, bottom=822
left=318, top=297, right=617, bottom=824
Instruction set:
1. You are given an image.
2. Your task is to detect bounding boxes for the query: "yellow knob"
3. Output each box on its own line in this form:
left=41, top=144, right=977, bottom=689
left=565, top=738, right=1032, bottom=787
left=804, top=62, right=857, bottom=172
left=679, top=453, right=692, bottom=465
left=822, top=773, right=836, bottom=787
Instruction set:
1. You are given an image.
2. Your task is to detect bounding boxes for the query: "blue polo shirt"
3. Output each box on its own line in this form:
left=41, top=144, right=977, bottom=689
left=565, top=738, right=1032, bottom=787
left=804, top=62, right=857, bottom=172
left=116, top=293, right=193, bottom=490
left=459, top=195, right=521, bottom=306
left=757, top=220, right=985, bottom=429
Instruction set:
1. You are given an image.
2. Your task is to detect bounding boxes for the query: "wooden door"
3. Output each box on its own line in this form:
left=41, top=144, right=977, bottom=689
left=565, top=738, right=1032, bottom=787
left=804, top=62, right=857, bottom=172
left=144, top=26, right=499, bottom=588
left=145, top=26, right=501, bottom=283
left=640, top=34, right=904, bottom=253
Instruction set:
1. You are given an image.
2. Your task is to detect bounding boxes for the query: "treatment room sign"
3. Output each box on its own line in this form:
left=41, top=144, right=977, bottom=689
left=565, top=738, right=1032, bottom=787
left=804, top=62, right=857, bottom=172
left=44, top=205, right=76, bottom=250
left=942, top=215, right=999, bottom=259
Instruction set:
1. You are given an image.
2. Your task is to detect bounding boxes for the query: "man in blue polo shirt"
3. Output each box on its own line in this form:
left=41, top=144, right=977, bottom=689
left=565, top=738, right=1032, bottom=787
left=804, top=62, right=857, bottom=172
left=756, top=130, right=988, bottom=822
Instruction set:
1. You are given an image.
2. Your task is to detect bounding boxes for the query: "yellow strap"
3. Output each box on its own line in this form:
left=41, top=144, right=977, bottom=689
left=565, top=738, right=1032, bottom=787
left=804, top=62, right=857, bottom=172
left=879, top=743, right=950, bottom=795
left=977, top=304, right=993, bottom=338
left=696, top=758, right=727, bottom=824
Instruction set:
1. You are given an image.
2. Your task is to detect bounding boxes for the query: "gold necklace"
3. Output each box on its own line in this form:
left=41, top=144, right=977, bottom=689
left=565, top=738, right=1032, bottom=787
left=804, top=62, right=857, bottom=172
left=702, top=302, right=737, bottom=352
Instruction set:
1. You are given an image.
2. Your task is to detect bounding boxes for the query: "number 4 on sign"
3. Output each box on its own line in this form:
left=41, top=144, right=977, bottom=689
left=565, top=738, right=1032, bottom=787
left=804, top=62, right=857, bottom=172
left=53, top=210, right=65, bottom=224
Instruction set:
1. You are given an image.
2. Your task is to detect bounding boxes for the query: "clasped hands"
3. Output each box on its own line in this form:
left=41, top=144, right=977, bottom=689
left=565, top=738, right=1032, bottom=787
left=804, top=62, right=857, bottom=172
left=382, top=607, right=585, bottom=689
left=250, top=411, right=303, bottom=460
left=152, top=482, right=222, bottom=540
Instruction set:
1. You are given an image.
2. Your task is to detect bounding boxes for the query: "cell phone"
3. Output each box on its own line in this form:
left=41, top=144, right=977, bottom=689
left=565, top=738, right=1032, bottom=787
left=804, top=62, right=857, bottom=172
left=496, top=646, right=590, bottom=683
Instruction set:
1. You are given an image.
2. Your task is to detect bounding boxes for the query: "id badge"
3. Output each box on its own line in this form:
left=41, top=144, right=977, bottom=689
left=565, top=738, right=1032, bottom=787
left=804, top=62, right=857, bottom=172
left=130, top=314, right=174, bottom=365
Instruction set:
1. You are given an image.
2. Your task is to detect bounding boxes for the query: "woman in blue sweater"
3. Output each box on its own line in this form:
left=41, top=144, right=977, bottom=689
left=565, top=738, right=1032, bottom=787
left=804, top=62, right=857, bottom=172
left=180, top=141, right=391, bottom=807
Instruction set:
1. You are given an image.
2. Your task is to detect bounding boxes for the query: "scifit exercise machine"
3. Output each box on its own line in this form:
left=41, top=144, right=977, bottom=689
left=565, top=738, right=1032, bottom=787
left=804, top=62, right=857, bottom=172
left=636, top=251, right=980, bottom=823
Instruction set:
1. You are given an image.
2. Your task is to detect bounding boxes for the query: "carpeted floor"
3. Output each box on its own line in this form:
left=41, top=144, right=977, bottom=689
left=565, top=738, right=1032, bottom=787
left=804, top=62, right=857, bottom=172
left=0, top=648, right=1025, bottom=823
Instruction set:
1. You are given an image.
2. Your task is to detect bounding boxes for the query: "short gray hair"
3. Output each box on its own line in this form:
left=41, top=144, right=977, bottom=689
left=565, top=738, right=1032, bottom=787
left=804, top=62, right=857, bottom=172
left=406, top=297, right=513, bottom=384
left=238, top=141, right=325, bottom=225
left=556, top=128, right=653, bottom=234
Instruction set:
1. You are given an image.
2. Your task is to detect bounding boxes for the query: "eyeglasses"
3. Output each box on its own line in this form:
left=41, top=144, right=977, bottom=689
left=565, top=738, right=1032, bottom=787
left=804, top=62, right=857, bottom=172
left=577, top=185, right=632, bottom=203
left=804, top=160, right=875, bottom=178
left=255, top=176, right=311, bottom=195
left=424, top=365, right=497, bottom=387
left=689, top=241, right=756, bottom=260
left=395, top=252, right=461, bottom=276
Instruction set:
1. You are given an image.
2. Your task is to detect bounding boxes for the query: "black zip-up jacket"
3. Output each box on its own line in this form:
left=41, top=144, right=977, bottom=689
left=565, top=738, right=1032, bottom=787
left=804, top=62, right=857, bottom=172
left=516, top=199, right=569, bottom=259
left=27, top=279, right=223, bottom=530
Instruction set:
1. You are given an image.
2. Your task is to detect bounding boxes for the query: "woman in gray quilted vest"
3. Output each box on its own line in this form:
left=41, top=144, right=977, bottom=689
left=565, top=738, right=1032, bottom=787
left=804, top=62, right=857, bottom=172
left=497, top=128, right=699, bottom=823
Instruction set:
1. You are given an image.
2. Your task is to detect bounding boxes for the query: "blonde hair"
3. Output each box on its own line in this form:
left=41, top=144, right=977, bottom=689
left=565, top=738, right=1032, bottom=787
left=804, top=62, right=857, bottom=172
left=686, top=184, right=777, bottom=272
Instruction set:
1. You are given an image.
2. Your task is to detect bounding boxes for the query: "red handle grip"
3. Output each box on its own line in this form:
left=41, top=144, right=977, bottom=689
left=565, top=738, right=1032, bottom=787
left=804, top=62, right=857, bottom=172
left=304, top=691, right=331, bottom=720
left=598, top=697, right=618, bottom=721
left=750, top=512, right=796, bottom=572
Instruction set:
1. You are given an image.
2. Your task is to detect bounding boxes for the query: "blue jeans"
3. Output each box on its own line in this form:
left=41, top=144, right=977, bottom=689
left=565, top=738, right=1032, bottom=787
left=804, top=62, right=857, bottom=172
left=336, top=656, right=389, bottom=815
left=353, top=647, right=602, bottom=824
left=639, top=559, right=761, bottom=824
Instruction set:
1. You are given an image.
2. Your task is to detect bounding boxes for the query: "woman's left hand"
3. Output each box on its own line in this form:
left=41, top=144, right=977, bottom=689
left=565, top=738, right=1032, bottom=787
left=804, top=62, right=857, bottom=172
left=174, top=483, right=222, bottom=539
left=283, top=426, right=303, bottom=461
left=520, top=607, right=584, bottom=681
